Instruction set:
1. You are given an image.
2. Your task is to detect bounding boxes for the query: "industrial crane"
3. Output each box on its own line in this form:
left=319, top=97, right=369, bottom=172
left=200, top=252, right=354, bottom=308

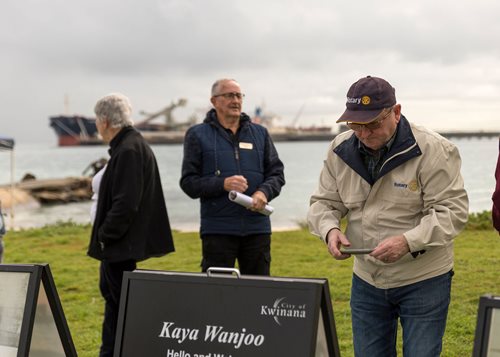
left=135, top=98, right=189, bottom=130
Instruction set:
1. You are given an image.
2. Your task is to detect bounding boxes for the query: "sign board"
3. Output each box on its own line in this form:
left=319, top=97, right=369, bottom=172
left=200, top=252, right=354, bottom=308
left=473, top=294, right=500, bottom=357
left=0, top=264, right=77, bottom=357
left=114, top=269, right=340, bottom=357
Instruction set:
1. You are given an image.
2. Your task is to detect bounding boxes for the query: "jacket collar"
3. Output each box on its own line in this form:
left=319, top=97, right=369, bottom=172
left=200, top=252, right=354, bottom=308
left=108, top=126, right=135, bottom=155
left=203, top=108, right=251, bottom=128
left=334, top=115, right=421, bottom=184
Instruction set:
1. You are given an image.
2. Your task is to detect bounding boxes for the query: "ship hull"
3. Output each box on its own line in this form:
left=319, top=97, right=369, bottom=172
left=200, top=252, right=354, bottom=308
left=50, top=116, right=100, bottom=146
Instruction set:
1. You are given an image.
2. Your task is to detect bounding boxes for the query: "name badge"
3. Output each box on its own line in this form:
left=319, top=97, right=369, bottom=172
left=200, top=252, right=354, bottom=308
left=239, top=142, right=253, bottom=150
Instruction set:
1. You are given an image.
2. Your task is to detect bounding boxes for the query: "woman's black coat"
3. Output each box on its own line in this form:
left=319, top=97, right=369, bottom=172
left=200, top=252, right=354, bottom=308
left=88, top=126, right=174, bottom=262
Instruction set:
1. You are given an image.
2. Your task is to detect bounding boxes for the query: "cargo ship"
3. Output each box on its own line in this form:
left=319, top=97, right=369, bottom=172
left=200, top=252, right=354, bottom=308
left=49, top=99, right=193, bottom=146
left=49, top=115, right=101, bottom=146
left=49, top=100, right=336, bottom=146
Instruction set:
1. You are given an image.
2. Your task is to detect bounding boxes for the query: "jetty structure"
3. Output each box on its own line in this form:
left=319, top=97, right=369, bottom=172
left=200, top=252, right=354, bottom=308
left=438, top=131, right=500, bottom=139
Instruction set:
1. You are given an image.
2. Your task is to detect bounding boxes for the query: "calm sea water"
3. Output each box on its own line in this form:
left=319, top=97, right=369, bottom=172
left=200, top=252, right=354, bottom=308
left=0, top=137, right=497, bottom=230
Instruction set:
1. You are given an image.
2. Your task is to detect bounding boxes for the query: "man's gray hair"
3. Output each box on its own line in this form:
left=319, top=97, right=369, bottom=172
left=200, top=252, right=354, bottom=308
left=211, top=78, right=239, bottom=97
left=94, top=93, right=134, bottom=128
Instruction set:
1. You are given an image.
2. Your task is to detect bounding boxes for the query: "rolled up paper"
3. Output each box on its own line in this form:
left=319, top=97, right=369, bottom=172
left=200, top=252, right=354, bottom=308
left=228, top=191, right=274, bottom=216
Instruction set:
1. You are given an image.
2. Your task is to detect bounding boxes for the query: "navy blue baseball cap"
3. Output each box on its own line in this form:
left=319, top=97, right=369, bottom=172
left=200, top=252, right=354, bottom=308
left=337, top=76, right=396, bottom=124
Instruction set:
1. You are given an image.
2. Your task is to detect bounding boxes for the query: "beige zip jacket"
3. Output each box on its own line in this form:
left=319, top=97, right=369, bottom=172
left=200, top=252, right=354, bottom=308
left=308, top=117, right=469, bottom=289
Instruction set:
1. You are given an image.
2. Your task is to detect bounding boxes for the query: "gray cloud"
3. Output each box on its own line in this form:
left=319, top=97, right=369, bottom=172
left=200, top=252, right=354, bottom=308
left=1, top=0, right=500, bottom=143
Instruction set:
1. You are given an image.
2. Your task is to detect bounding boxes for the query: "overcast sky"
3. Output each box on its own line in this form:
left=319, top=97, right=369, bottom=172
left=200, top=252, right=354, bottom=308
left=1, top=0, right=500, bottom=144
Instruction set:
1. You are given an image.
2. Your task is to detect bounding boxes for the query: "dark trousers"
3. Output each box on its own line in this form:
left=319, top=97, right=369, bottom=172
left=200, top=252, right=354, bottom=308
left=201, top=234, right=271, bottom=276
left=99, top=259, right=136, bottom=357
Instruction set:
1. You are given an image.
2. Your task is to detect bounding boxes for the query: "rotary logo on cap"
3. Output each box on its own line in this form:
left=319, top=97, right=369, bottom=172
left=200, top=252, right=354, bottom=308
left=337, top=76, right=397, bottom=123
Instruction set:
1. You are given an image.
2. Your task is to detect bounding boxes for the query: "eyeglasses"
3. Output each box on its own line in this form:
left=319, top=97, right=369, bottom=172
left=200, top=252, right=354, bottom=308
left=213, top=92, right=245, bottom=100
left=347, top=107, right=393, bottom=132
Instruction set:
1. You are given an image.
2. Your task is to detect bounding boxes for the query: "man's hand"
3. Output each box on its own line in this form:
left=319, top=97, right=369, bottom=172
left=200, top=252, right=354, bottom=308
left=251, top=190, right=268, bottom=211
left=224, top=175, right=248, bottom=193
left=326, top=228, right=352, bottom=260
left=370, top=235, right=410, bottom=263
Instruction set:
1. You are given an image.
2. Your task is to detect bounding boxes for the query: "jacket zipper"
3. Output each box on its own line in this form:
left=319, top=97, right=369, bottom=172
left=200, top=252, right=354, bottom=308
left=379, top=142, right=418, bottom=173
left=234, top=143, right=241, bottom=174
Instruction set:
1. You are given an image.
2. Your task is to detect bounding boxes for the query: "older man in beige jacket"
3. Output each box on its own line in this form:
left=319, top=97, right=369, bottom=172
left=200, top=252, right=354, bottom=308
left=308, top=76, right=468, bottom=357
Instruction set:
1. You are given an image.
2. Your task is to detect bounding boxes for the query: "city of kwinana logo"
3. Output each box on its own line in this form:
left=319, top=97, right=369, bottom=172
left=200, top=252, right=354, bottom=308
left=260, top=297, right=307, bottom=326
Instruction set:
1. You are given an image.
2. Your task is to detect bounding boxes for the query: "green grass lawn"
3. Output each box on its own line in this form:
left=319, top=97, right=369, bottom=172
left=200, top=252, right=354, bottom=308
left=3, top=221, right=500, bottom=357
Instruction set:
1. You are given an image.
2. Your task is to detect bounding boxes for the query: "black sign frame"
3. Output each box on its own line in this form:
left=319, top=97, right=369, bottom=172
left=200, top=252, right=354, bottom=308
left=114, top=269, right=341, bottom=357
left=473, top=294, right=500, bottom=357
left=0, top=264, right=77, bottom=357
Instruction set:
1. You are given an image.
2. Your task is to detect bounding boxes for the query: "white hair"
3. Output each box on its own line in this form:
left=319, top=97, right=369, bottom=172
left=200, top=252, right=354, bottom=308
left=94, top=93, right=134, bottom=128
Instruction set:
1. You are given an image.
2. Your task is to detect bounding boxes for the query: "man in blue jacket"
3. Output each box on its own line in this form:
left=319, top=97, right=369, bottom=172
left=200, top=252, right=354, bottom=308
left=180, top=78, right=285, bottom=276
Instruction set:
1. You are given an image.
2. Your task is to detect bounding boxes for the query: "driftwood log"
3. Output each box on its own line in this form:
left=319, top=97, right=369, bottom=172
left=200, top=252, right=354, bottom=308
left=10, top=177, right=92, bottom=205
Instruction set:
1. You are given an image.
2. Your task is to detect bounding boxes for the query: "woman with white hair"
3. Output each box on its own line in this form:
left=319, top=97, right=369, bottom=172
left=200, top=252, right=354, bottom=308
left=88, top=93, right=175, bottom=357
